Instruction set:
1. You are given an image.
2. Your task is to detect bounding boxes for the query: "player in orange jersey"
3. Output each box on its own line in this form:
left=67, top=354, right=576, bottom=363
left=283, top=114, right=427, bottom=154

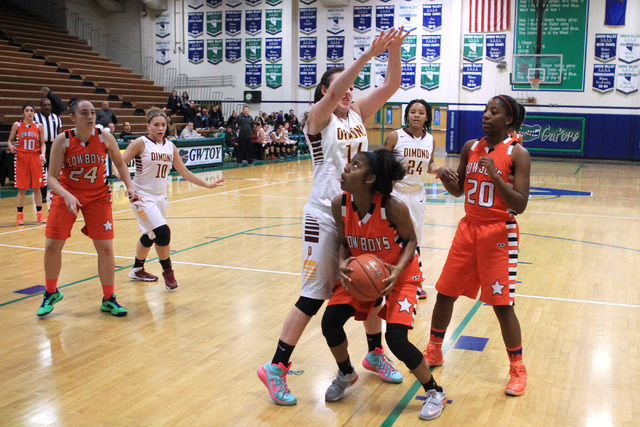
left=7, top=103, right=47, bottom=225
left=37, top=99, right=139, bottom=318
left=321, top=149, right=446, bottom=420
left=424, top=95, right=531, bottom=397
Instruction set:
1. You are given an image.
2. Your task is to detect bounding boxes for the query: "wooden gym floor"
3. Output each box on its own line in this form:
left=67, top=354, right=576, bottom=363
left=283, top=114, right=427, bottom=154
left=0, top=153, right=639, bottom=426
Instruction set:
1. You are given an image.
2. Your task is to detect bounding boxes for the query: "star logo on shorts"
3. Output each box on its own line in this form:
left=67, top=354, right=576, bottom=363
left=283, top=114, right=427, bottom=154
left=396, top=297, right=412, bottom=314
left=102, top=220, right=113, bottom=231
left=491, top=279, right=505, bottom=295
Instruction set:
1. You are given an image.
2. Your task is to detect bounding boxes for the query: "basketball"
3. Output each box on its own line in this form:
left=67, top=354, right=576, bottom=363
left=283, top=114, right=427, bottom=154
left=346, top=254, right=391, bottom=301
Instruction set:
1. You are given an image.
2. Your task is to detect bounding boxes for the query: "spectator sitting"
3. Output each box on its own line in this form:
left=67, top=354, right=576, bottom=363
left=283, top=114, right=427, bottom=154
left=209, top=104, right=224, bottom=129
left=40, top=87, right=68, bottom=116
left=119, top=121, right=134, bottom=140
left=226, top=110, right=239, bottom=130
left=180, top=121, right=203, bottom=139
left=167, top=90, right=183, bottom=115
left=165, top=113, right=177, bottom=139
left=183, top=100, right=196, bottom=123
left=193, top=111, right=204, bottom=130
left=181, top=91, right=190, bottom=107
left=224, top=126, right=238, bottom=160
left=96, top=101, right=118, bottom=128
left=106, top=122, right=116, bottom=134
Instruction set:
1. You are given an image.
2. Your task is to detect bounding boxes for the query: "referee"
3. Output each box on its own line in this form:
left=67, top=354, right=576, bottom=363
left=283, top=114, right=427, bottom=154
left=34, top=98, right=62, bottom=203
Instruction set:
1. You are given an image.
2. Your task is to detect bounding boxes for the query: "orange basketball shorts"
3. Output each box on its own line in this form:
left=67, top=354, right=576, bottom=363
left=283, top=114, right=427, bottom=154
left=14, top=152, right=45, bottom=189
left=46, top=189, right=114, bottom=240
left=436, top=216, right=519, bottom=306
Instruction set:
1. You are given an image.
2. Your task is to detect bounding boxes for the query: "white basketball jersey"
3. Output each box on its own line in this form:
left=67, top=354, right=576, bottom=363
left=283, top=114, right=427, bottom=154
left=304, top=109, right=368, bottom=209
left=392, top=129, right=434, bottom=193
left=133, top=136, right=175, bottom=196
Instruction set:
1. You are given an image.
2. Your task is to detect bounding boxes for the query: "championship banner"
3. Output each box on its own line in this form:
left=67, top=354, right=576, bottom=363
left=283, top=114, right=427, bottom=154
left=206, top=11, right=222, bottom=37
left=327, top=9, right=345, bottom=35
left=327, top=36, right=345, bottom=62
left=400, top=63, right=416, bottom=90
left=353, top=35, right=371, bottom=60
left=619, top=34, right=640, bottom=64
left=398, top=4, right=419, bottom=31
left=299, top=64, right=317, bottom=88
left=592, top=64, right=615, bottom=93
left=265, top=0, right=281, bottom=5
left=616, top=64, right=639, bottom=94
left=485, top=34, right=506, bottom=61
left=156, top=40, right=171, bottom=65
left=354, top=63, right=371, bottom=90
left=265, top=37, right=282, bottom=62
left=188, top=12, right=204, bottom=37
left=266, top=64, right=282, bottom=89
left=421, top=35, right=441, bottom=62
left=300, top=0, right=315, bottom=4
left=420, top=63, right=440, bottom=91
left=463, top=34, right=484, bottom=62
left=188, top=0, right=204, bottom=9
left=595, top=34, right=617, bottom=62
left=246, top=0, right=261, bottom=6
left=206, top=0, right=221, bottom=7
left=207, top=38, right=223, bottom=64
left=327, top=63, right=344, bottom=70
left=246, top=64, right=262, bottom=88
left=353, top=6, right=372, bottom=33
left=423, top=4, right=442, bottom=32
left=374, top=63, right=387, bottom=88
left=225, top=38, right=242, bottom=63
left=188, top=39, right=205, bottom=63
left=375, top=5, right=394, bottom=31
left=462, top=63, right=482, bottom=90
left=300, top=37, right=317, bottom=62
left=225, top=10, right=242, bottom=36
left=245, top=38, right=262, bottom=63
left=155, top=13, right=170, bottom=38
left=246, top=9, right=262, bottom=35
left=300, top=8, right=317, bottom=35
left=266, top=9, right=282, bottom=35
left=401, top=35, right=417, bottom=62
left=226, top=0, right=240, bottom=7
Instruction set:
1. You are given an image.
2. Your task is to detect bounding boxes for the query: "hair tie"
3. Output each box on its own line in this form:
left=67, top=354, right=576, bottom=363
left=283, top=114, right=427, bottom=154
left=498, top=96, right=514, bottom=115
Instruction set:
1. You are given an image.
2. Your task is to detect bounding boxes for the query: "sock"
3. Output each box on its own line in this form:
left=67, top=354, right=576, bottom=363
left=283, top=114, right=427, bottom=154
left=159, top=257, right=172, bottom=271
left=45, top=278, right=58, bottom=294
left=422, top=376, right=443, bottom=393
left=506, top=345, right=523, bottom=363
left=429, top=327, right=447, bottom=347
left=102, top=284, right=115, bottom=300
left=134, top=258, right=145, bottom=268
left=17, top=207, right=23, bottom=213
left=36, top=206, right=42, bottom=212
left=337, top=358, right=354, bottom=376
left=272, top=339, right=295, bottom=366
left=366, top=332, right=382, bottom=353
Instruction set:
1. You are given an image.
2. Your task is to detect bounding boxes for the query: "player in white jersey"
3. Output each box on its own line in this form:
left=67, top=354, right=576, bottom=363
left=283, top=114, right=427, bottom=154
left=258, top=27, right=411, bottom=406
left=119, top=108, right=223, bottom=290
left=383, top=99, right=437, bottom=300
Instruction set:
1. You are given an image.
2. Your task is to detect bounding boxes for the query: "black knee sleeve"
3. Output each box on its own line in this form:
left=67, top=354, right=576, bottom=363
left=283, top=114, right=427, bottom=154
left=373, top=297, right=383, bottom=307
left=385, top=323, right=424, bottom=371
left=140, top=234, right=154, bottom=248
left=153, top=224, right=171, bottom=247
left=294, top=296, right=324, bottom=317
left=322, top=304, right=355, bottom=348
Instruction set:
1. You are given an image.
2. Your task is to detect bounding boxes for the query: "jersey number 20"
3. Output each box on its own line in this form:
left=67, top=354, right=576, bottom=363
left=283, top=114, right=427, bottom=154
left=466, top=179, right=494, bottom=207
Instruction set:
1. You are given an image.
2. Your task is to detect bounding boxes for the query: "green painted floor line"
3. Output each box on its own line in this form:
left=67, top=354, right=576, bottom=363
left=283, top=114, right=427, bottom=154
left=0, top=222, right=299, bottom=308
left=380, top=299, right=484, bottom=427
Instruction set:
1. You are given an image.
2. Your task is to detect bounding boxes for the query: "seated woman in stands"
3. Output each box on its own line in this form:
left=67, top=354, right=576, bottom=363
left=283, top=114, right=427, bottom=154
left=167, top=90, right=183, bottom=116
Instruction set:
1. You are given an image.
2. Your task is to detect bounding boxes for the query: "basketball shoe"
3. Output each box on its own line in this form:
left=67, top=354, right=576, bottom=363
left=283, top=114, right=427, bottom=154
left=417, top=289, right=427, bottom=300
left=128, top=267, right=159, bottom=282
left=37, top=290, right=64, bottom=317
left=423, top=342, right=444, bottom=368
left=257, top=362, right=298, bottom=406
left=419, top=387, right=447, bottom=420
left=362, top=347, right=403, bottom=383
left=37, top=211, right=47, bottom=224
left=505, top=361, right=527, bottom=396
left=162, top=269, right=179, bottom=290
left=16, top=212, right=24, bottom=226
left=325, top=369, right=358, bottom=402
left=100, top=294, right=128, bottom=316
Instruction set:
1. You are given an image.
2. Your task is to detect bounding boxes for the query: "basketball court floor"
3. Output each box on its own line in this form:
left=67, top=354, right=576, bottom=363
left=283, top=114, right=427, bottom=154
left=1, top=153, right=639, bottom=426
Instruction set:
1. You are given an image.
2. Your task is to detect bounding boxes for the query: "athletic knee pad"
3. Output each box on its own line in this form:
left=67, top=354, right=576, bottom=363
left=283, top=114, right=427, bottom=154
left=321, top=304, right=354, bottom=348
left=294, top=296, right=324, bottom=317
left=385, top=324, right=423, bottom=371
left=373, top=297, right=383, bottom=307
left=139, top=234, right=154, bottom=248
left=153, top=224, right=171, bottom=247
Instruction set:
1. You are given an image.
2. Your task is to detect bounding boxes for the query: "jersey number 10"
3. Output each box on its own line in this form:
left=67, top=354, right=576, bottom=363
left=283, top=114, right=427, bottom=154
left=155, top=164, right=169, bottom=179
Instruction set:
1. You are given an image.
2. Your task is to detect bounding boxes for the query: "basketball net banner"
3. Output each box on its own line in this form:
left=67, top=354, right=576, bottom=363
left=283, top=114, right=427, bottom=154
left=469, top=0, right=511, bottom=33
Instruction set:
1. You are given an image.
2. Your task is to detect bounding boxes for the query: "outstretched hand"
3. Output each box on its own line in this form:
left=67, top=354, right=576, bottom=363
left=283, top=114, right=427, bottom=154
left=366, top=28, right=399, bottom=58
left=206, top=178, right=224, bottom=189
left=386, top=26, right=411, bottom=51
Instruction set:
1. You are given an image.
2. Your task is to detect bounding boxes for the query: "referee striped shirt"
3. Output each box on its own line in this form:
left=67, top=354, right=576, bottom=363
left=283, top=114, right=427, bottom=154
left=34, top=112, right=62, bottom=142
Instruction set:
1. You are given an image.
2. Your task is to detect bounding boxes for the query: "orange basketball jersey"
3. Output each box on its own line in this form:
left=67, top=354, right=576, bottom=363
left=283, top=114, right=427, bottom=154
left=59, top=128, right=109, bottom=193
left=16, top=120, right=41, bottom=155
left=464, top=136, right=518, bottom=223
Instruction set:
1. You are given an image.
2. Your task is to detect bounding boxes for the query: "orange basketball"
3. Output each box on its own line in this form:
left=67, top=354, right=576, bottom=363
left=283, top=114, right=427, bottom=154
left=346, top=254, right=391, bottom=301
